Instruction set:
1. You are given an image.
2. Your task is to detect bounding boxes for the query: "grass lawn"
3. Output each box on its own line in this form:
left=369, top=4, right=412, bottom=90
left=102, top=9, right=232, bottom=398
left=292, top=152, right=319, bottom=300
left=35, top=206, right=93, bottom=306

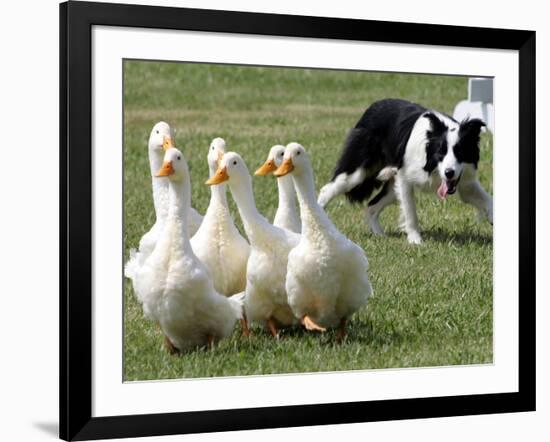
left=123, top=61, right=493, bottom=381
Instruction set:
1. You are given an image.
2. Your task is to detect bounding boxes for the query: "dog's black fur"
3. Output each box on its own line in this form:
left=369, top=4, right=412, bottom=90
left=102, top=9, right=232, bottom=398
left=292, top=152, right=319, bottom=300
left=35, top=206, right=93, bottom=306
left=330, top=98, right=484, bottom=204
left=318, top=98, right=491, bottom=244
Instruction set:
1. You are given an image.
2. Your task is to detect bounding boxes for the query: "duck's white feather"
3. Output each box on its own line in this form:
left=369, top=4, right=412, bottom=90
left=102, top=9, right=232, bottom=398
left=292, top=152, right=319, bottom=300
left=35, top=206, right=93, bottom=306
left=284, top=143, right=372, bottom=328
left=221, top=152, right=299, bottom=328
left=124, top=122, right=171, bottom=283
left=125, top=122, right=204, bottom=297
left=242, top=227, right=299, bottom=327
left=191, top=199, right=250, bottom=296
left=191, top=138, right=250, bottom=296
left=271, top=145, right=301, bottom=233
left=135, top=149, right=241, bottom=351
left=188, top=208, right=203, bottom=237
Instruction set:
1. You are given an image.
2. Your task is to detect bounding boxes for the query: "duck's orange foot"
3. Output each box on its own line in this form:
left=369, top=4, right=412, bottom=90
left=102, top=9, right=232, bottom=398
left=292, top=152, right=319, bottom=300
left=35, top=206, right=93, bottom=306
left=267, top=317, right=279, bottom=340
left=207, top=334, right=215, bottom=350
left=164, top=335, right=179, bottom=355
left=336, top=318, right=347, bottom=344
left=241, top=316, right=251, bottom=338
left=301, top=315, right=326, bottom=332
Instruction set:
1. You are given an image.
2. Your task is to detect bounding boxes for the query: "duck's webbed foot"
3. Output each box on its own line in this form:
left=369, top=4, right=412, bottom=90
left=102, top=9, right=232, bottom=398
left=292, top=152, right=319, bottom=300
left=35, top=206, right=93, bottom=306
left=301, top=315, right=326, bottom=332
left=164, top=335, right=179, bottom=355
left=267, top=317, right=279, bottom=340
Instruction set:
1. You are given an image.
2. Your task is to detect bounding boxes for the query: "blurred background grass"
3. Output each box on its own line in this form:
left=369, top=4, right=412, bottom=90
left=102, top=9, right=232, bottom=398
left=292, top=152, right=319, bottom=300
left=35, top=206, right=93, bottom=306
left=124, top=61, right=493, bottom=381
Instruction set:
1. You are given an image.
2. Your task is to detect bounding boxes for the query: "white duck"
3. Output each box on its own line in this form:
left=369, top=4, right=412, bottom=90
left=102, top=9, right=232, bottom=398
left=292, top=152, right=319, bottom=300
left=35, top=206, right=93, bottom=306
left=134, top=147, right=243, bottom=353
left=206, top=152, right=299, bottom=338
left=255, top=145, right=301, bottom=233
left=188, top=203, right=203, bottom=238
left=125, top=122, right=203, bottom=285
left=190, top=138, right=250, bottom=296
left=274, top=143, right=372, bottom=340
left=125, top=121, right=173, bottom=285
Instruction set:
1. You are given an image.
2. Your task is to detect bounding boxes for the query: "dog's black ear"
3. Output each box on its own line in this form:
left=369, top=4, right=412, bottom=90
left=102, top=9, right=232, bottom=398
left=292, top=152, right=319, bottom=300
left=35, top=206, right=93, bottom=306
left=459, top=118, right=486, bottom=143
left=455, top=118, right=485, bottom=166
left=423, top=112, right=447, bottom=135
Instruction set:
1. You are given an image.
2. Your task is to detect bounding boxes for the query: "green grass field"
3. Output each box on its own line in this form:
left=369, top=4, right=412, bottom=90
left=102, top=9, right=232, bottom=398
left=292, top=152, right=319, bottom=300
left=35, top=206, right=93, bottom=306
left=124, top=61, right=493, bottom=381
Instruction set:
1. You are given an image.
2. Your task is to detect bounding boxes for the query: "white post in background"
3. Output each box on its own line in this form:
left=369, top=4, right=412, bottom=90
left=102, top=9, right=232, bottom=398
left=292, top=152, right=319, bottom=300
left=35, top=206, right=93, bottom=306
left=453, top=78, right=494, bottom=133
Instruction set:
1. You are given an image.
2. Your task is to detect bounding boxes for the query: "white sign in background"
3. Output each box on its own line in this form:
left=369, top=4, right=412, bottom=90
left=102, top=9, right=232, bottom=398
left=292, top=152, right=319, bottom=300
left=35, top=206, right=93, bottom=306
left=92, top=25, right=518, bottom=418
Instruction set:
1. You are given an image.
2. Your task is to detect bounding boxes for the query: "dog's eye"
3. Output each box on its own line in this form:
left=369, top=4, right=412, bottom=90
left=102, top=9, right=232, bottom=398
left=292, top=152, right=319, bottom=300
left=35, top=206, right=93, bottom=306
left=156, top=130, right=159, bottom=134
left=177, top=155, right=181, bottom=160
left=211, top=146, right=214, bottom=150
left=297, top=151, right=301, bottom=155
left=280, top=152, right=284, bottom=156
left=233, top=160, right=237, bottom=165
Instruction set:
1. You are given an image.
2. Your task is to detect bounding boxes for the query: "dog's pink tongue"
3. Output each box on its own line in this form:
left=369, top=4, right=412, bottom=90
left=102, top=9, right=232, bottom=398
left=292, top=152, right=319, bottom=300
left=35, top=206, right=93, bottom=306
left=437, top=180, right=448, bottom=200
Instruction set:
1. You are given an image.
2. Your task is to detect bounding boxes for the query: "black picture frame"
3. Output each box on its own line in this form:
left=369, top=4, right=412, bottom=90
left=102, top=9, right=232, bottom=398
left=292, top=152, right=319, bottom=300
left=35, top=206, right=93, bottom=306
left=60, top=1, right=536, bottom=440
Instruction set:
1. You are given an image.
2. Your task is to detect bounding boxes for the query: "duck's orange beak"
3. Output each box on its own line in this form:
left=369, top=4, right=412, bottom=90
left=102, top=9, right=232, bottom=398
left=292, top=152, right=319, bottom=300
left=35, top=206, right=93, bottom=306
left=273, top=158, right=294, bottom=177
left=156, top=160, right=174, bottom=177
left=162, top=136, right=174, bottom=151
left=205, top=166, right=229, bottom=185
left=254, top=159, right=277, bottom=176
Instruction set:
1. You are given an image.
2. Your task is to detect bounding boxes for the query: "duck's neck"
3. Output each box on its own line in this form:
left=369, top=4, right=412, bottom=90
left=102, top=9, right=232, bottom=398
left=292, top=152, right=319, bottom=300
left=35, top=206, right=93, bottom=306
left=277, top=175, right=298, bottom=211
left=292, top=168, right=335, bottom=237
left=208, top=163, right=228, bottom=208
left=229, top=176, right=273, bottom=242
left=149, top=148, right=169, bottom=222
left=167, top=175, right=193, bottom=252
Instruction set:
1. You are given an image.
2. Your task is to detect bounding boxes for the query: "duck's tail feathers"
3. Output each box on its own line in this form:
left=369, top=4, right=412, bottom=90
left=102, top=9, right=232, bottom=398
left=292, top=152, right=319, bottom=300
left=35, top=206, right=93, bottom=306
left=228, top=291, right=246, bottom=320
left=124, top=248, right=139, bottom=280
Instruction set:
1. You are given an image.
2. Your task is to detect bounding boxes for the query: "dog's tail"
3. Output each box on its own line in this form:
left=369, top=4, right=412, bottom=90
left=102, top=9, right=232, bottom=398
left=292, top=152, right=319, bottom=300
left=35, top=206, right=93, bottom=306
left=318, top=128, right=389, bottom=208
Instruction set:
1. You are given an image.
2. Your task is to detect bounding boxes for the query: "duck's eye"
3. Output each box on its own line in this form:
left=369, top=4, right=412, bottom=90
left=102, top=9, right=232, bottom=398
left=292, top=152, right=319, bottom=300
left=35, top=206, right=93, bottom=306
left=233, top=160, right=237, bottom=165
left=156, top=130, right=159, bottom=134
left=297, top=151, right=301, bottom=155
left=177, top=155, right=181, bottom=160
left=211, top=146, right=214, bottom=150
left=280, top=152, right=284, bottom=156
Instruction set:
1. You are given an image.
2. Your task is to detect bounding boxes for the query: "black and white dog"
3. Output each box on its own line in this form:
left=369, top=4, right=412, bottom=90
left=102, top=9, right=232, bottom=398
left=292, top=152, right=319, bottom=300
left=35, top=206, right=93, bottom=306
left=318, top=98, right=493, bottom=244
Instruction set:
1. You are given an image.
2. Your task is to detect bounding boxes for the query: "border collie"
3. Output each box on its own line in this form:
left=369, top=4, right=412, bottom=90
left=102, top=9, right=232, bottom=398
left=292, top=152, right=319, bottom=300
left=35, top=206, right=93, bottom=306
left=318, top=98, right=493, bottom=244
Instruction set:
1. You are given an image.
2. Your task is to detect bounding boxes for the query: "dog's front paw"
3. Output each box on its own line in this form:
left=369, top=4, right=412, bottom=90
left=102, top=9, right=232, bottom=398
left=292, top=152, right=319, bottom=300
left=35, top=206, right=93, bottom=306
left=366, top=209, right=385, bottom=236
left=407, top=231, right=423, bottom=245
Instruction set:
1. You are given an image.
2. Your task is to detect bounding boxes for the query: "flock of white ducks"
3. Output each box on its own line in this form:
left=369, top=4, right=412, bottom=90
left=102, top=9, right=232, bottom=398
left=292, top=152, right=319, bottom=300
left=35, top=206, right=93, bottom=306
left=125, top=122, right=373, bottom=353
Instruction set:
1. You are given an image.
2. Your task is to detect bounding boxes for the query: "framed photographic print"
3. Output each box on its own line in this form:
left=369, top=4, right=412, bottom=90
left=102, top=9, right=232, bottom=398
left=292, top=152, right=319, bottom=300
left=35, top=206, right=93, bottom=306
left=60, top=1, right=535, bottom=440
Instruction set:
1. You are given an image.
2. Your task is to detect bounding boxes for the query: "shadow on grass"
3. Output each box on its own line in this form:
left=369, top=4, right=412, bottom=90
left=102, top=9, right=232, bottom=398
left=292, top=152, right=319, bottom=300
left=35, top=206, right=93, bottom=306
left=381, top=228, right=492, bottom=246
left=264, top=319, right=408, bottom=348
left=346, top=318, right=407, bottom=347
left=421, top=228, right=492, bottom=246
